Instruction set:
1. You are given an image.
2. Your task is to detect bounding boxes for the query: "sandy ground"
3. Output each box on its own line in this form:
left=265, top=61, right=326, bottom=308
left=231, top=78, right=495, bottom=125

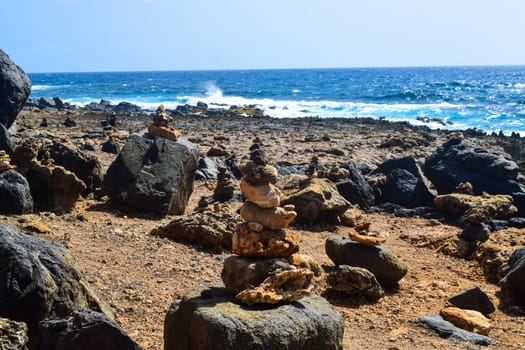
left=3, top=109, right=525, bottom=349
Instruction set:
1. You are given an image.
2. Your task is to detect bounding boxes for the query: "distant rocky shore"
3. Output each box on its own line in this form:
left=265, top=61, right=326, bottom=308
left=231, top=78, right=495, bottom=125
left=25, top=96, right=267, bottom=118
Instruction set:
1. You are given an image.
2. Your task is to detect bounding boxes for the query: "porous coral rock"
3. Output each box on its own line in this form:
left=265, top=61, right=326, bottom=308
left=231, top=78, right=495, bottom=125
left=232, top=223, right=299, bottom=257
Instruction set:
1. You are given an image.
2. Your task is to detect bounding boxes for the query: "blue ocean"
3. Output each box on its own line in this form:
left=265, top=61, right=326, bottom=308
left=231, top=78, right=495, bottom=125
left=28, top=66, right=525, bottom=134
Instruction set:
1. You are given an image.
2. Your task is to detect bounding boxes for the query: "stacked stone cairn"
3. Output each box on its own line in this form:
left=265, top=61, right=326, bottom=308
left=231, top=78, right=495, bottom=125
left=147, top=104, right=181, bottom=141
left=221, top=140, right=322, bottom=305
left=0, top=150, right=13, bottom=171
left=213, top=166, right=234, bottom=202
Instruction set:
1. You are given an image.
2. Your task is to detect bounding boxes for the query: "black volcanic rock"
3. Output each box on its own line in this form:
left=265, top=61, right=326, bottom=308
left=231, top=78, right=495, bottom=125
left=0, top=49, right=31, bottom=129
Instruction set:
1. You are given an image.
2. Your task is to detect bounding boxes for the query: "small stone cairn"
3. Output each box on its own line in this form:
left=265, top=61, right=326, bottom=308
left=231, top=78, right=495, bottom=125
left=0, top=150, right=14, bottom=171
left=213, top=166, right=234, bottom=202
left=221, top=140, right=321, bottom=305
left=147, top=104, right=181, bottom=141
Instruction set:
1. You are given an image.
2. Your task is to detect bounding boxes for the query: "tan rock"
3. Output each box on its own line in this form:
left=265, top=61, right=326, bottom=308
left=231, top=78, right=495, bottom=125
left=147, top=124, right=181, bottom=141
left=239, top=201, right=296, bottom=230
left=340, top=208, right=364, bottom=227
left=440, top=307, right=492, bottom=335
left=288, top=254, right=323, bottom=278
left=247, top=221, right=263, bottom=232
left=23, top=220, right=53, bottom=234
left=235, top=268, right=314, bottom=305
left=240, top=179, right=282, bottom=208
left=232, top=223, right=299, bottom=258
left=348, top=228, right=387, bottom=246
left=434, top=193, right=517, bottom=223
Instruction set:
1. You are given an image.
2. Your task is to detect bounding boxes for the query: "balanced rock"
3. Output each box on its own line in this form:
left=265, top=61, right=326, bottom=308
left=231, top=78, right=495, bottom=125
left=439, top=307, right=492, bottom=336
left=26, top=162, right=86, bottom=212
left=239, top=201, right=297, bottom=230
left=325, top=236, right=408, bottom=286
left=434, top=193, right=517, bottom=223
left=101, top=139, right=119, bottom=154
left=277, top=175, right=350, bottom=224
left=0, top=49, right=31, bottom=129
left=0, top=317, right=28, bottom=350
left=232, top=223, right=299, bottom=257
left=240, top=161, right=278, bottom=185
left=326, top=265, right=384, bottom=301
left=347, top=228, right=387, bottom=246
left=0, top=170, right=33, bottom=214
left=448, top=286, right=496, bottom=315
left=221, top=256, right=290, bottom=293
left=36, top=309, right=143, bottom=350
left=240, top=179, right=281, bottom=208
left=164, top=286, right=344, bottom=350
left=236, top=268, right=314, bottom=305
left=0, top=224, right=113, bottom=341
left=213, top=166, right=234, bottom=202
left=104, top=134, right=198, bottom=215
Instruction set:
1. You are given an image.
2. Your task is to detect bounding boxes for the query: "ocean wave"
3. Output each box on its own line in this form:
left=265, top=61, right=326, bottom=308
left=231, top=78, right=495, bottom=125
left=32, top=84, right=71, bottom=91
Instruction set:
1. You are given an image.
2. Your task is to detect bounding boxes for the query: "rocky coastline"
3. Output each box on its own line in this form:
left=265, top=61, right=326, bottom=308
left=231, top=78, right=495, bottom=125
left=2, top=49, right=525, bottom=349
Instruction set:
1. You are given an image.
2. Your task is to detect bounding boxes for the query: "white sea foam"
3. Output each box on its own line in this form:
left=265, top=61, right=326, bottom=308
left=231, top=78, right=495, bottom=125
left=32, top=84, right=71, bottom=91
left=515, top=83, right=525, bottom=89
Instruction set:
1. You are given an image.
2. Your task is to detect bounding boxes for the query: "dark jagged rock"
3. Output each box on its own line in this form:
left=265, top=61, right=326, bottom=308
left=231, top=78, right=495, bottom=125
left=336, top=161, right=375, bottom=209
left=325, top=236, right=407, bottom=286
left=104, top=135, right=198, bottom=216
left=412, top=314, right=495, bottom=346
left=0, top=170, right=33, bottom=214
left=101, top=139, right=119, bottom=154
left=164, top=286, right=344, bottom=350
left=196, top=157, right=221, bottom=180
left=499, top=248, right=525, bottom=306
left=0, top=224, right=113, bottom=344
left=36, top=310, right=143, bottom=350
left=424, top=139, right=523, bottom=195
left=40, top=142, right=103, bottom=194
left=0, top=49, right=31, bottom=129
left=0, top=123, right=15, bottom=155
left=372, top=156, right=434, bottom=208
left=460, top=223, right=490, bottom=243
left=448, top=286, right=496, bottom=316
left=275, top=162, right=308, bottom=177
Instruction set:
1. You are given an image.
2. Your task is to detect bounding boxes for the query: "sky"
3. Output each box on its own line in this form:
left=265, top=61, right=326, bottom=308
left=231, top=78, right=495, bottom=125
left=1, top=0, right=524, bottom=73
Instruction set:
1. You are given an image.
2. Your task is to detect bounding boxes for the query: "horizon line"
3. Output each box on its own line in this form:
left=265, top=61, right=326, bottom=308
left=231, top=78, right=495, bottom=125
left=27, top=63, right=525, bottom=75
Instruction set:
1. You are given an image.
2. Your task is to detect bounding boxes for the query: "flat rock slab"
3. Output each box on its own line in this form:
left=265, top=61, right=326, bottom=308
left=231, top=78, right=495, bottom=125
left=412, top=314, right=495, bottom=346
left=164, top=286, right=344, bottom=350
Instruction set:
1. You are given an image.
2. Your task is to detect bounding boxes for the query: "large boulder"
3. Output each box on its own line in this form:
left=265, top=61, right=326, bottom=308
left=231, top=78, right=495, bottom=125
left=164, top=286, right=344, bottom=350
left=26, top=162, right=86, bottom=213
left=36, top=310, right=142, bottom=350
left=41, top=142, right=103, bottom=194
left=499, top=248, right=525, bottom=306
left=0, top=317, right=29, bottom=350
left=276, top=175, right=350, bottom=224
left=0, top=224, right=113, bottom=343
left=447, top=286, right=496, bottom=316
left=424, top=139, right=523, bottom=195
left=104, top=135, right=198, bottom=215
left=0, top=49, right=31, bottom=129
left=0, top=170, right=33, bottom=214
left=371, top=156, right=435, bottom=208
left=325, top=236, right=408, bottom=286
